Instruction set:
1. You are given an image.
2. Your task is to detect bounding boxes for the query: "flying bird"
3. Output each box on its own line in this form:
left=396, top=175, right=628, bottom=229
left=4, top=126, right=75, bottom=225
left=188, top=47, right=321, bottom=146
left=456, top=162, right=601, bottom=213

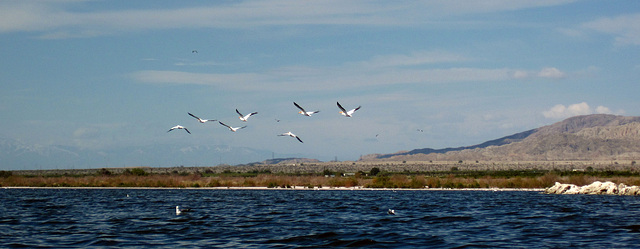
left=192, top=50, right=198, bottom=53
left=337, top=102, right=361, bottom=117
left=236, top=109, right=258, bottom=122
left=219, top=121, right=247, bottom=132
left=388, top=209, right=395, bottom=215
left=294, top=102, right=320, bottom=116
left=188, top=112, right=216, bottom=123
left=168, top=125, right=191, bottom=134
left=278, top=131, right=303, bottom=143
left=176, top=206, right=192, bottom=215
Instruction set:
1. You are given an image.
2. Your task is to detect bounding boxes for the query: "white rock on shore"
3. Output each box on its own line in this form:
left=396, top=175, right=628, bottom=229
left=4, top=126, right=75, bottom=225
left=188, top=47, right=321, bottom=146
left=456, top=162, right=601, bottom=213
left=545, top=181, right=640, bottom=195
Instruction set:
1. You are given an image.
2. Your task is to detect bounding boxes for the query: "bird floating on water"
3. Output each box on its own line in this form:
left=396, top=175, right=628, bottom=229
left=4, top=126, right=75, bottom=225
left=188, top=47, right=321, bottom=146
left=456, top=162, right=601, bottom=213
left=168, top=125, right=191, bottom=134
left=337, top=102, right=361, bottom=117
left=176, top=206, right=192, bottom=215
left=219, top=121, right=247, bottom=132
left=388, top=209, right=395, bottom=215
left=278, top=131, right=303, bottom=143
left=294, top=102, right=320, bottom=116
left=236, top=109, right=258, bottom=122
left=188, top=112, right=216, bottom=123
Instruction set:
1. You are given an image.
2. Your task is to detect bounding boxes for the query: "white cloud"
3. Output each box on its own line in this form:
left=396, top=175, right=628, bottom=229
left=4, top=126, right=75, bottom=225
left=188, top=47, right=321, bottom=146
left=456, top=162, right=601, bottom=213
left=512, top=70, right=529, bottom=79
left=537, top=67, right=566, bottom=79
left=581, top=13, right=640, bottom=46
left=509, top=67, right=569, bottom=80
left=595, top=105, right=611, bottom=114
left=542, top=102, right=620, bottom=119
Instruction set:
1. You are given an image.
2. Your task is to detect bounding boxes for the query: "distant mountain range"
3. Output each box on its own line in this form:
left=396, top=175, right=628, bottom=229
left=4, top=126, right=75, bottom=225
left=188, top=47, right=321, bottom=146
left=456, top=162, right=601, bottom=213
left=5, top=114, right=640, bottom=170
left=362, top=114, right=640, bottom=161
left=0, top=137, right=281, bottom=170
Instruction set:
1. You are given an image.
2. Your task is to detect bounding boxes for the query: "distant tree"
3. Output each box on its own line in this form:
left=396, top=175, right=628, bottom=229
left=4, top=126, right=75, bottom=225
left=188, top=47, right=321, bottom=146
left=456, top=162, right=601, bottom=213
left=370, top=167, right=381, bottom=176
left=0, top=171, right=12, bottom=178
left=98, top=168, right=111, bottom=176
left=323, top=169, right=333, bottom=176
left=130, top=168, right=147, bottom=176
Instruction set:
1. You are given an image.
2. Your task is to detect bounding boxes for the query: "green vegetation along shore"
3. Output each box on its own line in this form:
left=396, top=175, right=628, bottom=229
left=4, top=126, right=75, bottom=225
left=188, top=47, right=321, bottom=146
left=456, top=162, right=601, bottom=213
left=3, top=163, right=640, bottom=189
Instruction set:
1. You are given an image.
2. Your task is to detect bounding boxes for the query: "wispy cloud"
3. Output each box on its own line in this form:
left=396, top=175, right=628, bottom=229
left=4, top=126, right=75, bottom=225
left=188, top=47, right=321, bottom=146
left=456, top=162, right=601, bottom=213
left=537, top=67, right=566, bottom=79
left=132, top=50, right=578, bottom=91
left=174, top=61, right=229, bottom=67
left=581, top=13, right=640, bottom=46
left=131, top=70, right=267, bottom=90
left=354, top=50, right=470, bottom=68
left=132, top=61, right=511, bottom=92
left=510, top=67, right=567, bottom=79
left=0, top=0, right=579, bottom=38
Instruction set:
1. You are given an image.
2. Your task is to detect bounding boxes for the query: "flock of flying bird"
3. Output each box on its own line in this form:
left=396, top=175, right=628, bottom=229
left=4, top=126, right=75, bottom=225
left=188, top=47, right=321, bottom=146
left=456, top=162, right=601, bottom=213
left=167, top=101, right=361, bottom=143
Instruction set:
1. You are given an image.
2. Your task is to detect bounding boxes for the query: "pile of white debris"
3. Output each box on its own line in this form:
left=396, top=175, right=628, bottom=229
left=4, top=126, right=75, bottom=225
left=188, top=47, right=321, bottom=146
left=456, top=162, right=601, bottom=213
left=545, top=181, right=640, bottom=195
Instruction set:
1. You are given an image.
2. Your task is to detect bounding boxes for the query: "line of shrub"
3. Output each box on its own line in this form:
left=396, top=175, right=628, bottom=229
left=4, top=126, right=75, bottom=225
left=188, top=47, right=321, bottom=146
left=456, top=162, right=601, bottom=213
left=3, top=168, right=640, bottom=189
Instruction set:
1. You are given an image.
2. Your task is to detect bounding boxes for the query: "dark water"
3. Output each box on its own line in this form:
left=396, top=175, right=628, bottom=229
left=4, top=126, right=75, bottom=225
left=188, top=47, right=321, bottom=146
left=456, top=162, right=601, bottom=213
left=1, top=189, right=640, bottom=248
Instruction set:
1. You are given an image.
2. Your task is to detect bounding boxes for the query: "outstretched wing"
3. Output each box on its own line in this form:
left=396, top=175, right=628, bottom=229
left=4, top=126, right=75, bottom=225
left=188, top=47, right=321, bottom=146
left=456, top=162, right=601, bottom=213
left=236, top=109, right=243, bottom=117
left=218, top=121, right=231, bottom=129
left=188, top=112, right=201, bottom=120
left=336, top=102, right=347, bottom=113
left=293, top=102, right=306, bottom=112
left=349, top=106, right=361, bottom=115
left=295, top=136, right=303, bottom=143
left=184, top=128, right=191, bottom=134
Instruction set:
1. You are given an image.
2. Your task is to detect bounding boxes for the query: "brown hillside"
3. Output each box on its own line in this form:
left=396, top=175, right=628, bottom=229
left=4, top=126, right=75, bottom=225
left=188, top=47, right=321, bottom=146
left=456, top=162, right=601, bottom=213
left=365, top=114, right=640, bottom=161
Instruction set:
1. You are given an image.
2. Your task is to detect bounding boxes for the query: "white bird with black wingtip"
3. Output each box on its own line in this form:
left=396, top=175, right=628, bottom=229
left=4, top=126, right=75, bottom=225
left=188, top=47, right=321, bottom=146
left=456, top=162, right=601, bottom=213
left=218, top=121, right=247, bottom=132
left=337, top=102, right=361, bottom=117
left=167, top=125, right=191, bottom=134
left=278, top=131, right=303, bottom=143
left=294, top=102, right=320, bottom=116
left=188, top=112, right=216, bottom=123
left=236, top=109, right=258, bottom=122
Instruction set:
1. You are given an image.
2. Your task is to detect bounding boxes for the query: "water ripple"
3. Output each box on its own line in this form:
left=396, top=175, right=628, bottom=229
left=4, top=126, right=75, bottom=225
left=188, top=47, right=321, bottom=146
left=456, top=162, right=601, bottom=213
left=2, top=189, right=640, bottom=248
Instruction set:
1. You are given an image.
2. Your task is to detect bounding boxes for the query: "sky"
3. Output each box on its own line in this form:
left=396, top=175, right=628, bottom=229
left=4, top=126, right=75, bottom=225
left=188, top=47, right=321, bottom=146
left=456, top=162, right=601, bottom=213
left=2, top=0, right=640, bottom=169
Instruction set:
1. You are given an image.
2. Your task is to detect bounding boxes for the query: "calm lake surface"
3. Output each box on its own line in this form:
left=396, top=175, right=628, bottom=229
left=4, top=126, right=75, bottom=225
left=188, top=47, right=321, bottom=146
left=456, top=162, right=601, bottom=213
left=1, top=188, right=640, bottom=248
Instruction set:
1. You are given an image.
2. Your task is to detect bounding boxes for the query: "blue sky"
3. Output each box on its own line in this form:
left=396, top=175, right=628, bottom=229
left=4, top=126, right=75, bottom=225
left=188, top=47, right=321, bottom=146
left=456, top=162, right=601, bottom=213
left=2, top=1, right=640, bottom=169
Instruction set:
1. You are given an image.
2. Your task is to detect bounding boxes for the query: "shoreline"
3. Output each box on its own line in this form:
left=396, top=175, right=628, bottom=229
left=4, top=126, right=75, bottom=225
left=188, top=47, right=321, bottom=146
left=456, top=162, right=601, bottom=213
left=2, top=186, right=545, bottom=191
